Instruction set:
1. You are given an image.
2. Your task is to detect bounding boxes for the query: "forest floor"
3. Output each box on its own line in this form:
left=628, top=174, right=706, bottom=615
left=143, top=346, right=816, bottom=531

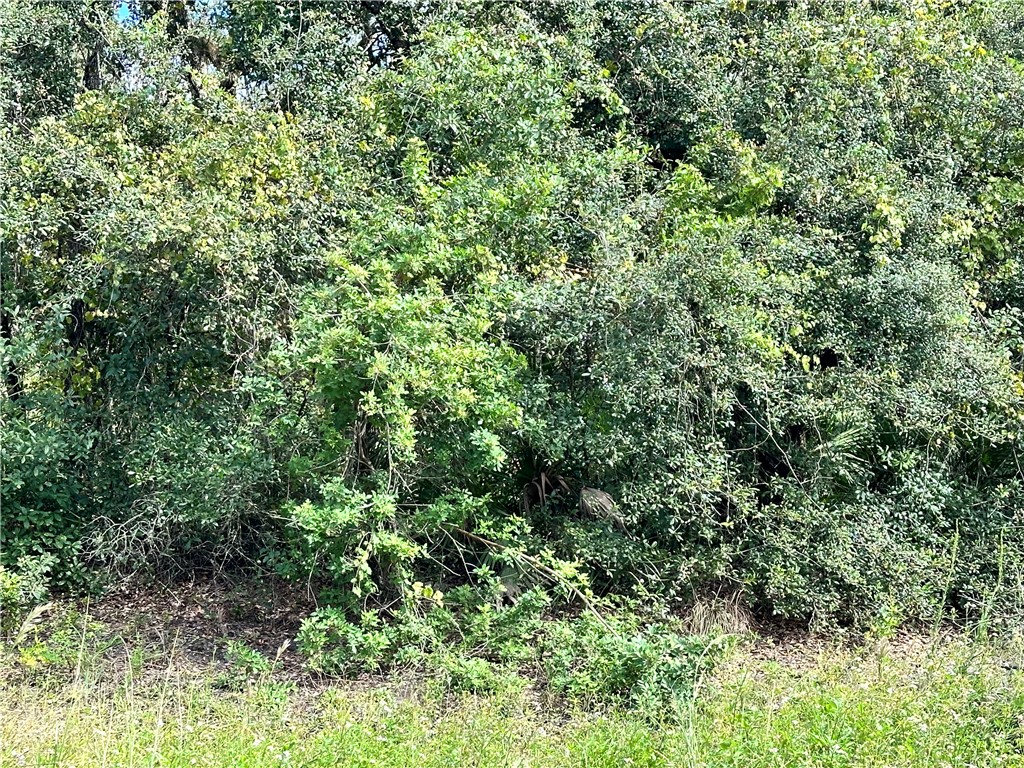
left=3, top=576, right=1024, bottom=767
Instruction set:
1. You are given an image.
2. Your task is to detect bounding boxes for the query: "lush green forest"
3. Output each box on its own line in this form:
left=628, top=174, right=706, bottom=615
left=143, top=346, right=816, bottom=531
left=3, top=0, right=1024, bottom=692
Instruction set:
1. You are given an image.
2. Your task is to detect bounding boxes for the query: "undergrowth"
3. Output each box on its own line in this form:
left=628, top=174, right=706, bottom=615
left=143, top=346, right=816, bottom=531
left=3, top=633, right=1024, bottom=767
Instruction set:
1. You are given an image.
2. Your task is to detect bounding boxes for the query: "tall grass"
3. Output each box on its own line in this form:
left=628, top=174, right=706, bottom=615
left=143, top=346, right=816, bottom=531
left=3, top=635, right=1024, bottom=767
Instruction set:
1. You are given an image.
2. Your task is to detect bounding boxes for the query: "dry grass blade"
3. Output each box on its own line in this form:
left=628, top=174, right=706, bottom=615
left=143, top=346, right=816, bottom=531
left=684, top=591, right=752, bottom=636
left=14, top=602, right=54, bottom=646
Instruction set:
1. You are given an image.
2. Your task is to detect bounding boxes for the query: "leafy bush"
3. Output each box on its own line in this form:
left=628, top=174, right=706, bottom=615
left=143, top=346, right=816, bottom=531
left=543, top=613, right=726, bottom=722
left=0, top=555, right=56, bottom=638
left=296, top=581, right=550, bottom=676
left=3, top=0, right=1024, bottom=640
left=297, top=608, right=398, bottom=675
left=433, top=656, right=511, bottom=695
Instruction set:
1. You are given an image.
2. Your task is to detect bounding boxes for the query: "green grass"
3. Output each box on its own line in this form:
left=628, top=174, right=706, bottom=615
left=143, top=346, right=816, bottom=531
left=3, top=638, right=1024, bottom=767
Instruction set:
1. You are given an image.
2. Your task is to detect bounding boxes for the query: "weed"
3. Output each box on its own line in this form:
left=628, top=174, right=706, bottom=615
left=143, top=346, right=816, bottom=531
left=218, top=640, right=274, bottom=689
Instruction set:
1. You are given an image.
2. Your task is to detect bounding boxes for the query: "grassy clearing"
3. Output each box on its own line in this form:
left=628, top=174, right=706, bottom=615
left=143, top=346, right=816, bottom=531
left=3, top=635, right=1024, bottom=767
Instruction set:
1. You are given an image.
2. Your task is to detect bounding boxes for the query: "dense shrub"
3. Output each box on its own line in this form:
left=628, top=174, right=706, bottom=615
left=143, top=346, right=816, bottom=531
left=2, top=0, right=1024, bottom=636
